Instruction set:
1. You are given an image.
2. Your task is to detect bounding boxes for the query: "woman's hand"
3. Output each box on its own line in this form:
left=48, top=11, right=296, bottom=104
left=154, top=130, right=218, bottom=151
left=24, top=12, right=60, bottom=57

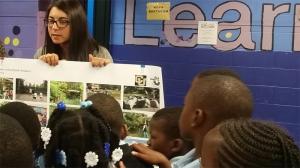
left=39, top=53, right=59, bottom=66
left=89, top=54, right=111, bottom=67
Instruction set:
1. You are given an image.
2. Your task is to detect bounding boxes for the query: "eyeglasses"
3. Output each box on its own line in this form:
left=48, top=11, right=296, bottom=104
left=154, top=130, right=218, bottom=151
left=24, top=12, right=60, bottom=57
left=44, top=18, right=70, bottom=29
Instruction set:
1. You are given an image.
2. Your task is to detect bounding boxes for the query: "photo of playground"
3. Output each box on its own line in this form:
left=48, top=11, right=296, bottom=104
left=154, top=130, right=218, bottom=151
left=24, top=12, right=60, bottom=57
left=86, top=83, right=121, bottom=103
left=123, top=86, right=160, bottom=112
left=0, top=78, right=13, bottom=100
left=16, top=78, right=47, bottom=102
left=50, top=81, right=83, bottom=105
left=124, top=112, right=151, bottom=138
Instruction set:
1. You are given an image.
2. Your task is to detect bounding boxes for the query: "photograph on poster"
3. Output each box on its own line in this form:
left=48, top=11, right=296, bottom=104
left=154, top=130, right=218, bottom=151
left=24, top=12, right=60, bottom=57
left=30, top=104, right=47, bottom=127
left=16, top=78, right=47, bottom=102
left=0, top=100, right=8, bottom=106
left=86, top=83, right=121, bottom=103
left=0, top=58, right=164, bottom=141
left=124, top=112, right=151, bottom=138
left=0, top=78, right=13, bottom=100
left=50, top=81, right=83, bottom=105
left=123, top=86, right=160, bottom=112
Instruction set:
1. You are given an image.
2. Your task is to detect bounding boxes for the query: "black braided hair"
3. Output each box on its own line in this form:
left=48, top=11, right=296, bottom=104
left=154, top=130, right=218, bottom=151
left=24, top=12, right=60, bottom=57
left=84, top=103, right=120, bottom=157
left=86, top=93, right=124, bottom=138
left=44, top=105, right=119, bottom=167
left=216, top=119, right=300, bottom=168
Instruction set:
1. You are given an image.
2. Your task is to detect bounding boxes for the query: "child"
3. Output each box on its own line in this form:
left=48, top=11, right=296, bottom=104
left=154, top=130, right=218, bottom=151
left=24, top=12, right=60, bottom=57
left=43, top=103, right=119, bottom=167
left=148, top=107, right=193, bottom=161
left=87, top=93, right=128, bottom=140
left=132, top=73, right=253, bottom=168
left=0, top=113, right=34, bottom=167
left=86, top=93, right=153, bottom=168
left=201, top=119, right=300, bottom=168
left=0, top=101, right=41, bottom=151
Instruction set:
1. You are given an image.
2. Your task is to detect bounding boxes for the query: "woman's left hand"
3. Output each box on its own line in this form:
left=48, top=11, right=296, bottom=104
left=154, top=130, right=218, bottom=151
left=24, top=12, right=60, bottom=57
left=89, top=54, right=111, bottom=67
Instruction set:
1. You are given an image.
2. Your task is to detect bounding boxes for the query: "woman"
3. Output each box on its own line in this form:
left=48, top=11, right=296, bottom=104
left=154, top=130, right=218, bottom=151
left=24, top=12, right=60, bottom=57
left=34, top=0, right=112, bottom=67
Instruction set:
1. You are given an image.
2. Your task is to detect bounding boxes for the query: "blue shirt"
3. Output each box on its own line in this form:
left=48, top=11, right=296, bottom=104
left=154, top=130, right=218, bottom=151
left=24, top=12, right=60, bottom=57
left=171, top=148, right=201, bottom=168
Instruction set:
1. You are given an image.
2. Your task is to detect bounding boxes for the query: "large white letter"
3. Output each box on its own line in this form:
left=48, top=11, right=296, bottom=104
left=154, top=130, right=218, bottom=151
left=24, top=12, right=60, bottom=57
left=261, top=4, right=290, bottom=50
left=212, top=1, right=255, bottom=51
left=164, top=3, right=205, bottom=47
left=124, top=0, right=159, bottom=45
left=293, top=4, right=300, bottom=51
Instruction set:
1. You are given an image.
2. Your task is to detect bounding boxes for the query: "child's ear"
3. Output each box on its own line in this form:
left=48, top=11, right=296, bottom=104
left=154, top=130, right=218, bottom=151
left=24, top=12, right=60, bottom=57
left=191, top=108, right=205, bottom=127
left=170, top=138, right=184, bottom=153
left=119, top=124, right=128, bottom=140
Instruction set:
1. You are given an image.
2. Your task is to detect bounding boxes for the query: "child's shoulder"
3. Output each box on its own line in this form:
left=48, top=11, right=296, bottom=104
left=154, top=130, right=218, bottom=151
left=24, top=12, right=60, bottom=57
left=119, top=144, right=154, bottom=168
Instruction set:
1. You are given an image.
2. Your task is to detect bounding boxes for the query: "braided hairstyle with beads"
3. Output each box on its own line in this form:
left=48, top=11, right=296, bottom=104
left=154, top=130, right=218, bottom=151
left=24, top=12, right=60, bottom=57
left=44, top=104, right=119, bottom=167
left=217, top=119, right=300, bottom=168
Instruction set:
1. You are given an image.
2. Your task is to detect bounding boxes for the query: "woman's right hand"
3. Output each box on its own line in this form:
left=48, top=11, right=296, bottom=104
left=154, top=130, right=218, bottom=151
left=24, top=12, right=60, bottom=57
left=39, top=53, right=59, bottom=66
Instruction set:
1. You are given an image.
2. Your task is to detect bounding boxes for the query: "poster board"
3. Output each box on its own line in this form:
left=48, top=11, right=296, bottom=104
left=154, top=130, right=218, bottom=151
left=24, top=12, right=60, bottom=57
left=0, top=58, right=164, bottom=139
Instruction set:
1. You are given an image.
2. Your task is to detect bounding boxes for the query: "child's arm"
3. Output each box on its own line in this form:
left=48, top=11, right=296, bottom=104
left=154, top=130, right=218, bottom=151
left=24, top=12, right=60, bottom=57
left=131, top=143, right=171, bottom=168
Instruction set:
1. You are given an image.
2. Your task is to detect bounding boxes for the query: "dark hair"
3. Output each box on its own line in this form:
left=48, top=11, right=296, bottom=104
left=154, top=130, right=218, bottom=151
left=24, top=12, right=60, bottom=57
left=44, top=105, right=119, bottom=167
left=197, top=68, right=241, bottom=80
left=0, top=102, right=41, bottom=150
left=217, top=119, right=300, bottom=168
left=87, top=93, right=124, bottom=137
left=151, top=107, right=182, bottom=140
left=0, top=113, right=33, bottom=167
left=43, top=0, right=98, bottom=61
left=190, top=74, right=253, bottom=125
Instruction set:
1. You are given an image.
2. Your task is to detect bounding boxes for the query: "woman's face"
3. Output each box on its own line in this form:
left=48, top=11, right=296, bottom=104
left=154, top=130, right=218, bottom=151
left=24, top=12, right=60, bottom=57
left=47, top=7, right=70, bottom=45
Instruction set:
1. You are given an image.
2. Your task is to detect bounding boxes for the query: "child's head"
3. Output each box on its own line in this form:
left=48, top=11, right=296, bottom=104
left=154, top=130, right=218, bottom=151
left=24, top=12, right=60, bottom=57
left=87, top=93, right=127, bottom=139
left=44, top=102, right=119, bottom=167
left=201, top=119, right=300, bottom=168
left=0, top=101, right=41, bottom=150
left=0, top=113, right=33, bottom=167
left=179, top=74, right=253, bottom=152
left=148, top=107, right=193, bottom=159
left=197, top=68, right=241, bottom=80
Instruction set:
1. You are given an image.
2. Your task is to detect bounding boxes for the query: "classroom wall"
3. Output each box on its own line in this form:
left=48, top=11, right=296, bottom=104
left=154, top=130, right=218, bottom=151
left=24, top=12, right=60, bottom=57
left=0, top=0, right=40, bottom=58
left=109, top=0, right=300, bottom=145
left=0, top=0, right=299, bottom=146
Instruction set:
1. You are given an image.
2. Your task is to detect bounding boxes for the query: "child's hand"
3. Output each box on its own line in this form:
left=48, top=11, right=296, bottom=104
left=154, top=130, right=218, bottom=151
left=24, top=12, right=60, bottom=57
left=131, top=143, right=171, bottom=168
left=39, top=53, right=59, bottom=66
left=119, top=161, right=126, bottom=168
left=89, top=54, right=111, bottom=67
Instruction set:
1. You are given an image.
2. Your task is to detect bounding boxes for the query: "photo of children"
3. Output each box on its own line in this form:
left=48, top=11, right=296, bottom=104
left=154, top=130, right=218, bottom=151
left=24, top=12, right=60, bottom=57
left=123, top=86, right=160, bottom=112
left=16, top=78, right=47, bottom=102
left=50, top=81, right=83, bottom=105
left=0, top=78, right=13, bottom=100
left=86, top=83, right=121, bottom=103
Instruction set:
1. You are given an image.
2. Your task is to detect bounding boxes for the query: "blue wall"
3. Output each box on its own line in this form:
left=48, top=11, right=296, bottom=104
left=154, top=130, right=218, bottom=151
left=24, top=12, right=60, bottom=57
left=110, top=0, right=300, bottom=145
left=1, top=0, right=299, bottom=146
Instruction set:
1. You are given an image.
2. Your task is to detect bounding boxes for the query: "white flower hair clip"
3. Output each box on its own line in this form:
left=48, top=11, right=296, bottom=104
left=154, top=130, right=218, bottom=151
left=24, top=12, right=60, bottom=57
left=41, top=127, right=52, bottom=149
left=112, top=147, right=123, bottom=164
left=84, top=151, right=99, bottom=167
